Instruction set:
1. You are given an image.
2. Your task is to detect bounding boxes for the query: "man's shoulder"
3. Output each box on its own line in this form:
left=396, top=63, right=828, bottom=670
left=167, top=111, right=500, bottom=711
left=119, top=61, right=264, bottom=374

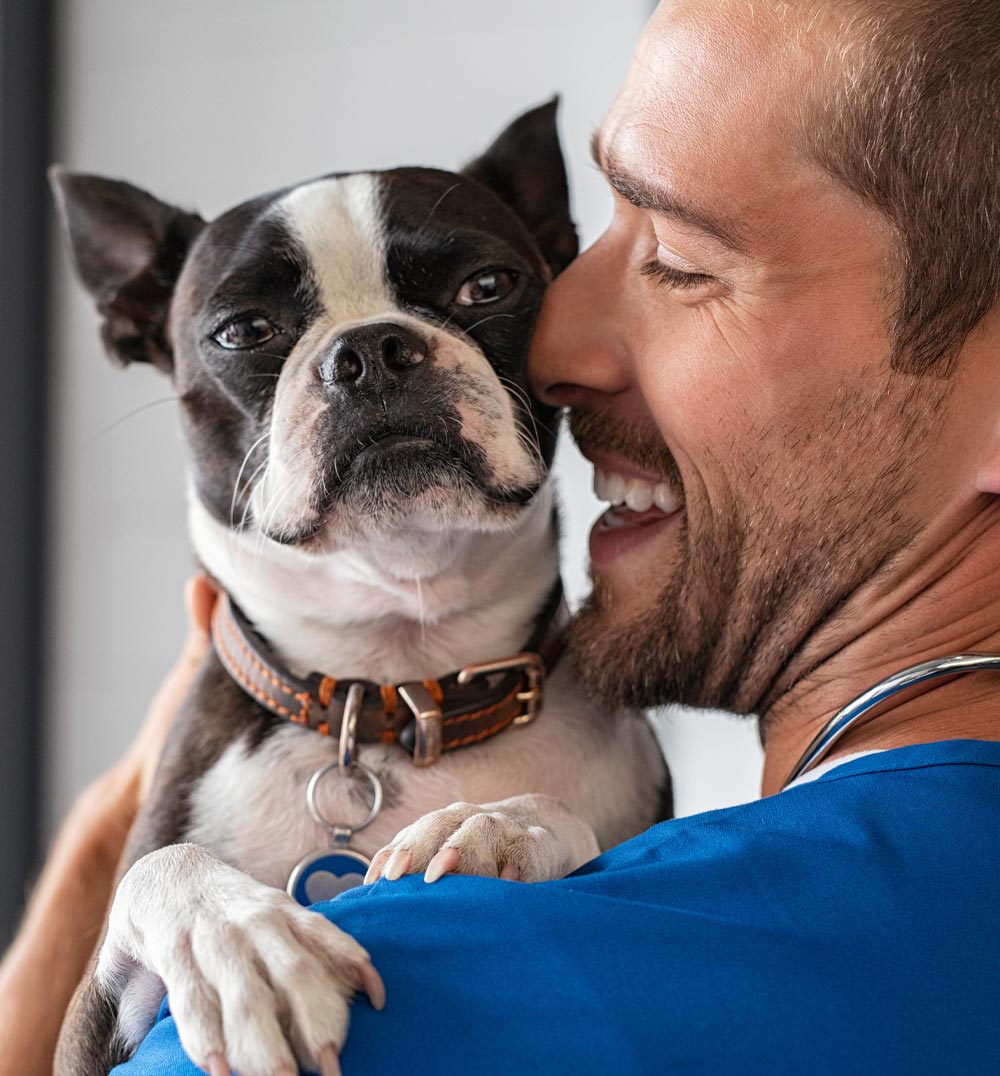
left=565, top=736, right=1000, bottom=904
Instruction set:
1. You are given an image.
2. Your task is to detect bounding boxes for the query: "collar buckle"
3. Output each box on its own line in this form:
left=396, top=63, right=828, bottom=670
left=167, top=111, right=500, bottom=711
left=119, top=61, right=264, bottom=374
left=397, top=682, right=444, bottom=767
left=457, top=652, right=545, bottom=726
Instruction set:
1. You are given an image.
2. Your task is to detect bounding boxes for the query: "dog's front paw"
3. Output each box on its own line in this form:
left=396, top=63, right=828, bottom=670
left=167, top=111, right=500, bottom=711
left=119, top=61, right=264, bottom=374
left=365, top=793, right=600, bottom=885
left=99, top=844, right=384, bottom=1076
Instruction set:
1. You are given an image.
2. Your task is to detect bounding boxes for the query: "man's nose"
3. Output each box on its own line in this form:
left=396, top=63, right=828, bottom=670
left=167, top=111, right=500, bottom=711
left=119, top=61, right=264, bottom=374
left=528, top=232, right=631, bottom=407
left=319, top=322, right=428, bottom=390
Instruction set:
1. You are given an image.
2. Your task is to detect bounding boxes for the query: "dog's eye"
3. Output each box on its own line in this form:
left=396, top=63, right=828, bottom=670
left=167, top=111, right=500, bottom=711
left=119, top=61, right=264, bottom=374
left=212, top=315, right=277, bottom=350
left=454, top=269, right=517, bottom=306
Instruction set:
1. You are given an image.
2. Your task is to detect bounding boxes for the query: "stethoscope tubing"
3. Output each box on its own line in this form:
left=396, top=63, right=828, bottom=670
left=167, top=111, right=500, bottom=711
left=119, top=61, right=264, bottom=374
left=782, top=652, right=1000, bottom=788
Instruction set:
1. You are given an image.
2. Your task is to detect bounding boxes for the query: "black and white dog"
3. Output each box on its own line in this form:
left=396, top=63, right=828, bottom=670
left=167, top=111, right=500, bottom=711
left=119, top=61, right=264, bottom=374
left=52, top=102, right=668, bottom=1076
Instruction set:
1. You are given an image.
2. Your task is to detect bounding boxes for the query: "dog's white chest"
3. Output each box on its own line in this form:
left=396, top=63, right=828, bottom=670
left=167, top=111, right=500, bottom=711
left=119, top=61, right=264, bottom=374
left=184, top=724, right=463, bottom=890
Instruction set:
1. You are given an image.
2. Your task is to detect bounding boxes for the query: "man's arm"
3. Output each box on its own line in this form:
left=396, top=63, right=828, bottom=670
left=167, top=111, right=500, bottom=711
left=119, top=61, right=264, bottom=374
left=0, top=576, right=216, bottom=1076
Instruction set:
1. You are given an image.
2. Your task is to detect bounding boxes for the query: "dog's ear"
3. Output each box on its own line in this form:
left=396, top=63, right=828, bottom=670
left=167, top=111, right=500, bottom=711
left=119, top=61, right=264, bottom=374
left=50, top=167, right=205, bottom=373
left=462, top=97, right=578, bottom=277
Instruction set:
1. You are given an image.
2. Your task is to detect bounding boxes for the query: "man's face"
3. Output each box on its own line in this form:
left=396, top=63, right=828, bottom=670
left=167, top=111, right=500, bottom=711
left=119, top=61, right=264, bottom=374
left=530, top=0, right=960, bottom=715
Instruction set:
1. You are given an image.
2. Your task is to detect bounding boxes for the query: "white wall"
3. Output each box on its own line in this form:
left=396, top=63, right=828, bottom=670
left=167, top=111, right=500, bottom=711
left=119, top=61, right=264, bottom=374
left=45, top=0, right=762, bottom=834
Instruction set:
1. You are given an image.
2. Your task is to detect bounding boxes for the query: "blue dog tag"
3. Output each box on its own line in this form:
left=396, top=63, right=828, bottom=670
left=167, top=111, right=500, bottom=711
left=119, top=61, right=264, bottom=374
left=287, top=847, right=371, bottom=906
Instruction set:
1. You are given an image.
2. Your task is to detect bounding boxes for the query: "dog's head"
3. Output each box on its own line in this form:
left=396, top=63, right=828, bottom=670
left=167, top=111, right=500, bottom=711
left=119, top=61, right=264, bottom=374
left=53, top=102, right=576, bottom=562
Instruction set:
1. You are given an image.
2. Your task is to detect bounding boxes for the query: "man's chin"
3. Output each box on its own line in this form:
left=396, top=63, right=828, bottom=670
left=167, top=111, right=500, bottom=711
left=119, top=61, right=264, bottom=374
left=565, top=560, right=724, bottom=713
left=564, top=581, right=674, bottom=711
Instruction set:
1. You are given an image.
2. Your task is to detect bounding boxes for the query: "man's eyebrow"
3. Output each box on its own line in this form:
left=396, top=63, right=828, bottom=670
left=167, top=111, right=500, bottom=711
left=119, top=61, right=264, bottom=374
left=589, top=131, right=747, bottom=253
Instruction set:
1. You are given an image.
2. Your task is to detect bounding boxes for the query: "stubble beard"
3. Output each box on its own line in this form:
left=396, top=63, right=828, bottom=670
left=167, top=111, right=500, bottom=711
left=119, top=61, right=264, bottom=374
left=565, top=390, right=929, bottom=716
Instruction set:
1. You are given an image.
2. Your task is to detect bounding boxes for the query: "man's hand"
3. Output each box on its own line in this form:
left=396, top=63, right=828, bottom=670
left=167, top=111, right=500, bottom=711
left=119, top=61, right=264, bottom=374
left=0, top=574, right=217, bottom=1076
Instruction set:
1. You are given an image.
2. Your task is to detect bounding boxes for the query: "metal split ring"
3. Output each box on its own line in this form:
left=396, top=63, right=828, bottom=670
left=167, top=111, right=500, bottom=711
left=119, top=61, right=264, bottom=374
left=306, top=760, right=383, bottom=836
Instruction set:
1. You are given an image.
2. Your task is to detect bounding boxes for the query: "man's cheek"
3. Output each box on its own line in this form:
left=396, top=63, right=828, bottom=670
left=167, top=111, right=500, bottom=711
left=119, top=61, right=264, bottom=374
left=640, top=298, right=773, bottom=405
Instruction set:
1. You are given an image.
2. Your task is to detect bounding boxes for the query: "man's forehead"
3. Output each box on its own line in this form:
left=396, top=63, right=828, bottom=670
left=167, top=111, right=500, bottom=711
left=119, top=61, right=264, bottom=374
left=597, top=0, right=835, bottom=244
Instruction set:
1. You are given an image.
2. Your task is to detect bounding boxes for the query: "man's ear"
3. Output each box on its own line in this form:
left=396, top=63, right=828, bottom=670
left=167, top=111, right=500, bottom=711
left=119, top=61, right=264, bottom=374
left=462, top=97, right=579, bottom=277
left=49, top=167, right=205, bottom=373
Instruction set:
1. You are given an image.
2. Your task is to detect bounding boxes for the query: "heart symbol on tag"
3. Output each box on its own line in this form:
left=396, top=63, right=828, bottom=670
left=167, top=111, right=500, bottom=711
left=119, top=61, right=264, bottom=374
left=304, top=870, right=365, bottom=903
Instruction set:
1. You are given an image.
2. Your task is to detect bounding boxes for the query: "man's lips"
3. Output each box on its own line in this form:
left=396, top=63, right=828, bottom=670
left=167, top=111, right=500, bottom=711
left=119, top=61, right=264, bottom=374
left=578, top=447, right=667, bottom=485
left=588, top=503, right=682, bottom=568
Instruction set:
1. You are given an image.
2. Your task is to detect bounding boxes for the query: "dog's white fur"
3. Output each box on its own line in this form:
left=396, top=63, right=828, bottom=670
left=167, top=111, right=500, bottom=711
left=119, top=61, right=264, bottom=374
left=89, top=174, right=666, bottom=1076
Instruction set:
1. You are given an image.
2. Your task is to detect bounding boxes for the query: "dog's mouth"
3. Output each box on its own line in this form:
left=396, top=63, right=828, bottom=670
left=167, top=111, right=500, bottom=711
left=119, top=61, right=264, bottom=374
left=333, top=421, right=478, bottom=493
left=352, top=431, right=437, bottom=460
left=343, top=427, right=450, bottom=477
left=336, top=420, right=539, bottom=505
left=263, top=420, right=541, bottom=547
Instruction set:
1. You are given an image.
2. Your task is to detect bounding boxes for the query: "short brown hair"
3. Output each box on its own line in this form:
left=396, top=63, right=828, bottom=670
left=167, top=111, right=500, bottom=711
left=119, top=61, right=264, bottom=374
left=806, top=1, right=1000, bottom=373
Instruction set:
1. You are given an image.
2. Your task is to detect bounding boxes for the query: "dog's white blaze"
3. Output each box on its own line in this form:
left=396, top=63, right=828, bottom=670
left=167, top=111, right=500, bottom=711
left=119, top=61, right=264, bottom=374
left=279, top=175, right=393, bottom=323
left=256, top=176, right=395, bottom=536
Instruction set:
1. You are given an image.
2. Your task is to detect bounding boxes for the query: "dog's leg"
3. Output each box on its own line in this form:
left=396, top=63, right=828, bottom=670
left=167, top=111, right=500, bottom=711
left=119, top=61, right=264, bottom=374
left=365, top=793, right=601, bottom=884
left=58, top=843, right=384, bottom=1076
left=55, top=968, right=130, bottom=1076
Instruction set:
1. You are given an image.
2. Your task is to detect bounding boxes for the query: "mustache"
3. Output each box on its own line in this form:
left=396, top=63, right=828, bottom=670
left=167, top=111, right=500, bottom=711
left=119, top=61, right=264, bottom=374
left=567, top=408, right=684, bottom=494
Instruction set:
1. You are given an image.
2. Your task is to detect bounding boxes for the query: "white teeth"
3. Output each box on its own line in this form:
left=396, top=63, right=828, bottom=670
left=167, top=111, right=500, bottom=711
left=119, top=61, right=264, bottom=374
left=605, top=472, right=627, bottom=506
left=592, top=467, right=682, bottom=514
left=624, top=477, right=654, bottom=513
left=653, top=482, right=681, bottom=514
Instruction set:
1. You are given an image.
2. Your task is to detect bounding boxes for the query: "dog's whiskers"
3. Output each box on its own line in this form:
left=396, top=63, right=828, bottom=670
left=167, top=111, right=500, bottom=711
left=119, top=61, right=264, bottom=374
left=495, top=375, right=547, bottom=471
left=464, top=312, right=517, bottom=334
left=93, top=396, right=180, bottom=441
left=417, top=181, right=462, bottom=238
left=414, top=575, right=428, bottom=650
left=228, top=455, right=271, bottom=563
left=230, top=434, right=270, bottom=530
left=252, top=448, right=312, bottom=565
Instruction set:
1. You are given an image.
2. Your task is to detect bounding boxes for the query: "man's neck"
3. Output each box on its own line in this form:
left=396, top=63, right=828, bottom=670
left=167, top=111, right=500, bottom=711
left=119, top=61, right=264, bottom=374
left=761, top=496, right=1000, bottom=796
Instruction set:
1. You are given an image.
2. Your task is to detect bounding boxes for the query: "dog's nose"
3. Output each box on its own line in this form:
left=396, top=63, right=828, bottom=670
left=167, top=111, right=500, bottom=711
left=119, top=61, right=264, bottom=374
left=320, top=322, right=428, bottom=386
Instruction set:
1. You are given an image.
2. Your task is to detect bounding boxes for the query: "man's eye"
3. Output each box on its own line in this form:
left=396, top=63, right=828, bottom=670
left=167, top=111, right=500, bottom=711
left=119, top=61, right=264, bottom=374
left=454, top=269, right=517, bottom=306
left=212, top=315, right=278, bottom=350
left=641, top=260, right=715, bottom=290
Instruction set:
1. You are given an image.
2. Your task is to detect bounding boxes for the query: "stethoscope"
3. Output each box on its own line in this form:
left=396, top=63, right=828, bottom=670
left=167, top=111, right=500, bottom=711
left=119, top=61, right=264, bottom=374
left=782, top=652, right=1000, bottom=789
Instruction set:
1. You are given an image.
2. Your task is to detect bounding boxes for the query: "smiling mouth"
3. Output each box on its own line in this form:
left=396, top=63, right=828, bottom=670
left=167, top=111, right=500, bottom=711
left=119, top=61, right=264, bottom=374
left=588, top=463, right=685, bottom=566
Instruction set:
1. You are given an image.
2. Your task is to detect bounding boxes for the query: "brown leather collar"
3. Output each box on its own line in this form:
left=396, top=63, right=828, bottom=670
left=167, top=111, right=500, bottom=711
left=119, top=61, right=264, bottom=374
left=211, top=582, right=568, bottom=766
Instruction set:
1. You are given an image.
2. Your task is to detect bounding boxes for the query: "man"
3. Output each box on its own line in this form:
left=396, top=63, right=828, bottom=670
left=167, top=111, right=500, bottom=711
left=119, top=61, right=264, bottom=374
left=5, top=0, right=1000, bottom=1072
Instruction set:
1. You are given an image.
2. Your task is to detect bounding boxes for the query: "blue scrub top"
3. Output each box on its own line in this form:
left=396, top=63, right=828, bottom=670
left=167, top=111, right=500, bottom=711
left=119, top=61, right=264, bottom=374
left=113, top=739, right=1000, bottom=1075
